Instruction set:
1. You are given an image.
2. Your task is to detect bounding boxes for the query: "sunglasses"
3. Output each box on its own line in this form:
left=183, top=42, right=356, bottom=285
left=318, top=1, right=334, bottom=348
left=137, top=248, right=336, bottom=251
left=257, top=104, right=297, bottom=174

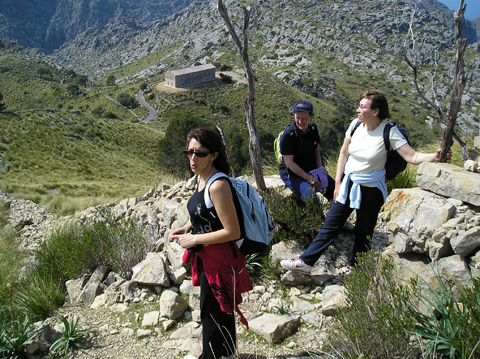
left=183, top=149, right=211, bottom=158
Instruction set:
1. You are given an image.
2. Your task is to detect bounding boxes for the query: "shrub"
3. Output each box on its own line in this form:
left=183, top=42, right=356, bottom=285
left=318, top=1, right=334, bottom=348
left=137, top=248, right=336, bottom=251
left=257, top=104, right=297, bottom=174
left=92, top=105, right=105, bottom=117
left=0, top=91, right=5, bottom=111
left=35, top=208, right=153, bottom=281
left=1, top=208, right=153, bottom=323
left=117, top=93, right=138, bottom=109
left=12, top=274, right=65, bottom=322
left=220, top=73, right=234, bottom=84
left=106, top=75, right=116, bottom=86
left=0, top=316, right=43, bottom=359
left=325, top=252, right=418, bottom=359
left=66, top=84, right=80, bottom=96
left=387, top=163, right=417, bottom=193
left=245, top=253, right=262, bottom=277
left=103, top=111, right=118, bottom=119
left=263, top=190, right=326, bottom=248
left=409, top=274, right=480, bottom=358
left=75, top=75, right=88, bottom=87
left=158, top=112, right=207, bottom=178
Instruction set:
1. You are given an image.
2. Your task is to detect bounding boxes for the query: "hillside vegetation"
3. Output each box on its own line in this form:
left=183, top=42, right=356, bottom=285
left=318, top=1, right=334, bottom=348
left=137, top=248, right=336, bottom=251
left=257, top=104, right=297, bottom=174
left=0, top=38, right=453, bottom=213
left=0, top=111, right=163, bottom=214
left=0, top=45, right=167, bottom=213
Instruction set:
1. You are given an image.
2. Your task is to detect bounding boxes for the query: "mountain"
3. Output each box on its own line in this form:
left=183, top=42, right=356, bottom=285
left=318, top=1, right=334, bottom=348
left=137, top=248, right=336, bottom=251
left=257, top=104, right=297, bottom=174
left=42, top=0, right=480, bottom=135
left=0, top=0, right=206, bottom=53
left=1, top=0, right=479, bottom=137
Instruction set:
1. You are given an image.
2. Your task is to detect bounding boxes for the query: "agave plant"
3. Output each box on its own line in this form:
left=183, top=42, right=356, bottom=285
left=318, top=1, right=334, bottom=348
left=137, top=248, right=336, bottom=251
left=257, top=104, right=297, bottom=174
left=49, top=314, right=94, bottom=358
left=0, top=316, right=43, bottom=359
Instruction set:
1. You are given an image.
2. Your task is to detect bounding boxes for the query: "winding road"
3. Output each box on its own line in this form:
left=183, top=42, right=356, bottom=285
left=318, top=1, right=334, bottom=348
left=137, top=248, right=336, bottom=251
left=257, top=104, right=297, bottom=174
left=136, top=90, right=156, bottom=123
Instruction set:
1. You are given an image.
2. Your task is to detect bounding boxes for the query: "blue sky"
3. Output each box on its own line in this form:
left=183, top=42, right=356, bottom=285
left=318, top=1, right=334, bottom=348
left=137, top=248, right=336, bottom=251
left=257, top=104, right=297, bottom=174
left=438, top=0, right=479, bottom=20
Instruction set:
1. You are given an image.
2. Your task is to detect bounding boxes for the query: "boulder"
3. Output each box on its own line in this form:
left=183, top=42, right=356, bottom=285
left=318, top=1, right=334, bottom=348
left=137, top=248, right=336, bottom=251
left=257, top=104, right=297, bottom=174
left=450, top=227, right=480, bottom=257
left=159, top=289, right=188, bottom=320
left=132, top=252, right=171, bottom=287
left=248, top=313, right=300, bottom=343
left=381, top=188, right=455, bottom=254
left=416, top=163, right=480, bottom=206
left=321, top=285, right=347, bottom=316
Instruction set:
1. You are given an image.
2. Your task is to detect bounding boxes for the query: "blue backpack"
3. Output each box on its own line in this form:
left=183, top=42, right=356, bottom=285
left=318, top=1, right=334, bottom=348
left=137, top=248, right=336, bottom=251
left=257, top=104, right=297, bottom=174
left=204, top=172, right=275, bottom=255
left=350, top=122, right=409, bottom=180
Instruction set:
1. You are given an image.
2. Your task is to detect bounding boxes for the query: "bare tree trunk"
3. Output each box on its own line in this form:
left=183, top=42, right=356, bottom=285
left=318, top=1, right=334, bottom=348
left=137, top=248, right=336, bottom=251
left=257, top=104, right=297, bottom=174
left=215, top=114, right=235, bottom=177
left=218, top=0, right=266, bottom=192
left=441, top=0, right=467, bottom=162
left=403, top=0, right=468, bottom=161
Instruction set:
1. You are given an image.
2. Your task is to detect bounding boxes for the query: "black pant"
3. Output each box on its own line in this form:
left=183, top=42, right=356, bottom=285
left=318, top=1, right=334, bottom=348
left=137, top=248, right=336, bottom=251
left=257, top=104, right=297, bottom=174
left=200, top=272, right=236, bottom=359
left=300, top=185, right=385, bottom=267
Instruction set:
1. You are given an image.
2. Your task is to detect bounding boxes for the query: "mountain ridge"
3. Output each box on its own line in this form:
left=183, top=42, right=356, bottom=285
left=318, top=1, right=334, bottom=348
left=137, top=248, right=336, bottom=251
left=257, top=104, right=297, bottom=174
left=1, top=0, right=479, bottom=137
left=0, top=0, right=207, bottom=53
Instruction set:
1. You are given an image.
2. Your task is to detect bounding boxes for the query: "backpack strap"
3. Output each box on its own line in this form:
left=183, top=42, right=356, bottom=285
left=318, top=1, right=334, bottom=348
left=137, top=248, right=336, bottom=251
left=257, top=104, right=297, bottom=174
left=204, top=172, right=245, bottom=256
left=350, top=121, right=361, bottom=137
left=204, top=172, right=229, bottom=209
left=383, top=123, right=394, bottom=151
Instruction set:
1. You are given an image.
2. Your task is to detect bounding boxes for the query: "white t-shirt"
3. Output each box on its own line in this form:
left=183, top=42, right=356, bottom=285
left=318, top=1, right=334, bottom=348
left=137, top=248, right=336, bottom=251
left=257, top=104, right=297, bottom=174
left=344, top=119, right=408, bottom=175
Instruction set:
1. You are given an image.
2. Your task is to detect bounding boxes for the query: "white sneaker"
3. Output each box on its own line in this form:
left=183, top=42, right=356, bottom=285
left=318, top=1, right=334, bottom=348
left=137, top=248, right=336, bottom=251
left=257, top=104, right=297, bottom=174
left=280, top=258, right=312, bottom=274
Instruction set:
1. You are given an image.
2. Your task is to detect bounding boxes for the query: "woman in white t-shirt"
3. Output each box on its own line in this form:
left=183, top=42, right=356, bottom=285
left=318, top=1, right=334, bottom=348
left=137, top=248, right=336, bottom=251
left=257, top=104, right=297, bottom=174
left=281, top=90, right=445, bottom=273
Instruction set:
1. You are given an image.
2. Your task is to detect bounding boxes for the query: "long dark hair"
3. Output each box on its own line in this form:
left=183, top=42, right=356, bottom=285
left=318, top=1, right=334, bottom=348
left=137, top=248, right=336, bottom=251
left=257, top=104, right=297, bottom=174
left=360, top=90, right=391, bottom=120
left=186, top=126, right=231, bottom=175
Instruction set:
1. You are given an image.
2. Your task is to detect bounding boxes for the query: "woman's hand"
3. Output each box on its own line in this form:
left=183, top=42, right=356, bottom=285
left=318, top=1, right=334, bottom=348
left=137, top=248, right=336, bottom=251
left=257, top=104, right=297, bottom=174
left=169, top=227, right=185, bottom=240
left=170, top=232, right=197, bottom=249
left=169, top=224, right=192, bottom=245
left=434, top=148, right=452, bottom=162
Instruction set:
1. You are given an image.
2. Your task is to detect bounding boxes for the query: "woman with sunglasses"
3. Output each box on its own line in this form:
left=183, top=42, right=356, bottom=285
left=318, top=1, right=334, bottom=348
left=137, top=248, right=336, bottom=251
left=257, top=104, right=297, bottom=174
left=169, top=126, right=252, bottom=359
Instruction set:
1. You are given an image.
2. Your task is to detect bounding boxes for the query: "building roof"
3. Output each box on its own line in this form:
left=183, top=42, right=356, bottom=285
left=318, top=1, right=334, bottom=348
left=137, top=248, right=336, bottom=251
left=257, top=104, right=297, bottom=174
left=167, top=64, right=216, bottom=76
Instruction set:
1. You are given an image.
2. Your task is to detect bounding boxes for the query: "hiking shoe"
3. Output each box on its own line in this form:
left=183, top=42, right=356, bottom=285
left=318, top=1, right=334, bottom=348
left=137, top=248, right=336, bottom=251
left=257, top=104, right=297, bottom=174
left=280, top=258, right=312, bottom=274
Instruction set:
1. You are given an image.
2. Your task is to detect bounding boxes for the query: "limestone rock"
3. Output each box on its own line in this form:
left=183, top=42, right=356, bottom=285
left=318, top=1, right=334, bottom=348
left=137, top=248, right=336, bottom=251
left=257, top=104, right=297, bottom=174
left=65, top=275, right=88, bottom=304
left=450, top=227, right=480, bottom=257
left=416, top=163, right=480, bottom=206
left=248, top=313, right=300, bottom=343
left=159, top=289, right=188, bottom=320
left=321, top=285, right=347, bottom=316
left=381, top=188, right=455, bottom=254
left=142, top=311, right=160, bottom=327
left=132, top=252, right=170, bottom=287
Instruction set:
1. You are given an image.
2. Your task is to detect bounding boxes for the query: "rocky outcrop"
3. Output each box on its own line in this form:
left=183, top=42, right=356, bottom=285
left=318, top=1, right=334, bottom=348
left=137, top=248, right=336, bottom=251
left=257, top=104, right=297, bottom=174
left=416, top=162, right=480, bottom=206
left=0, top=0, right=203, bottom=53
left=378, top=150, right=480, bottom=304
left=3, top=149, right=480, bottom=357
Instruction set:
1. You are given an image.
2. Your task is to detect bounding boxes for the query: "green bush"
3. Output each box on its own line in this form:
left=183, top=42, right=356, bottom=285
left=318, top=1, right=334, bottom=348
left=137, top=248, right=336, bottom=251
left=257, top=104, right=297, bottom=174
left=326, top=252, right=418, bottom=359
left=264, top=190, right=327, bottom=248
left=410, top=274, right=480, bottom=358
left=117, top=93, right=138, bottom=109
left=11, top=274, right=65, bottom=322
left=35, top=208, right=152, bottom=281
left=386, top=164, right=417, bottom=193
left=0, top=208, right=153, bottom=322
left=158, top=112, right=207, bottom=178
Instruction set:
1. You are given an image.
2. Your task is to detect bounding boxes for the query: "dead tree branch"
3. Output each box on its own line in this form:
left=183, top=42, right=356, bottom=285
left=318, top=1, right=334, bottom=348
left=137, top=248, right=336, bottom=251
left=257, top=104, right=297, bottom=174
left=215, top=114, right=235, bottom=177
left=403, top=0, right=467, bottom=161
left=441, top=1, right=467, bottom=161
left=218, top=0, right=266, bottom=192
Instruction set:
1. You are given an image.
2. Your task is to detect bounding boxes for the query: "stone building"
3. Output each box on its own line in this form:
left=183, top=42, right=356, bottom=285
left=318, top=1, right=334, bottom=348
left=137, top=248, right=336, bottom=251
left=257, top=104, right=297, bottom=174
left=165, top=64, right=216, bottom=88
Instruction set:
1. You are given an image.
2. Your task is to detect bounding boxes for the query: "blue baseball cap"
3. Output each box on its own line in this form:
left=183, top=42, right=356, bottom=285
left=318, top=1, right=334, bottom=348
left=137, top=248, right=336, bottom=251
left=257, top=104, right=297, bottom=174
left=292, top=100, right=313, bottom=114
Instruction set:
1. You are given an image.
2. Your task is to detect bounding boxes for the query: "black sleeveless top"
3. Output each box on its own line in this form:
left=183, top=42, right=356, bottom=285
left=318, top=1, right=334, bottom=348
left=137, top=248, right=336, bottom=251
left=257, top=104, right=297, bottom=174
left=187, top=181, right=224, bottom=235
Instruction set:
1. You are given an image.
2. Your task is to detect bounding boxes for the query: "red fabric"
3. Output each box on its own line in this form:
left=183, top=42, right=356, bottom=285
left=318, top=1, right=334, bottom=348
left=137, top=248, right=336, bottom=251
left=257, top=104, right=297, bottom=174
left=182, top=242, right=253, bottom=328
